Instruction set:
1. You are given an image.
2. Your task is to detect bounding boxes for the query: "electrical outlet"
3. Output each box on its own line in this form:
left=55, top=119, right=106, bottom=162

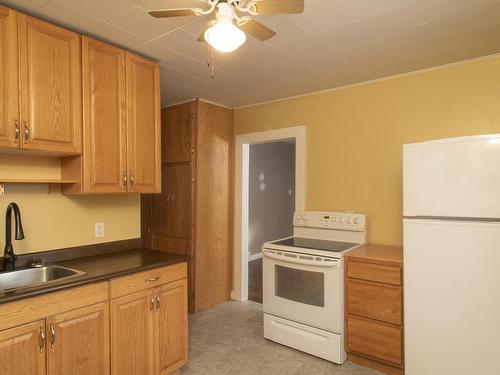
left=95, top=222, right=105, bottom=238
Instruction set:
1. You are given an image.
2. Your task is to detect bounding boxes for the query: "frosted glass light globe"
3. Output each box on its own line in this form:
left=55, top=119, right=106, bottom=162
left=204, top=21, right=246, bottom=53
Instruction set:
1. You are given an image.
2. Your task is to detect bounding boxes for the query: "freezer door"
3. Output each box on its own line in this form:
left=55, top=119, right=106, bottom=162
left=404, top=219, right=500, bottom=375
left=403, top=134, right=500, bottom=218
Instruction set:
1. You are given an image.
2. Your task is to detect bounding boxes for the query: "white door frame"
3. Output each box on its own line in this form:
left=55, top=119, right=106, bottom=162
left=232, top=126, right=306, bottom=301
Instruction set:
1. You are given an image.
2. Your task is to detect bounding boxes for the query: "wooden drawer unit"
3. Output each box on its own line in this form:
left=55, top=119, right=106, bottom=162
left=109, top=262, right=187, bottom=299
left=345, top=245, right=404, bottom=374
left=347, top=279, right=402, bottom=325
left=347, top=260, right=401, bottom=286
left=347, top=316, right=403, bottom=366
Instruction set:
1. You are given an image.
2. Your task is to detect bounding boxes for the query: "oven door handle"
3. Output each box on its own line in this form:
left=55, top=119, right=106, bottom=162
left=262, top=249, right=340, bottom=268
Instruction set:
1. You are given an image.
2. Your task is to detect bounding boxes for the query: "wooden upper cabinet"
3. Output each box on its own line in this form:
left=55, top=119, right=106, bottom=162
left=0, top=6, right=19, bottom=150
left=18, top=14, right=81, bottom=154
left=82, top=36, right=127, bottom=193
left=155, top=279, right=188, bottom=375
left=47, top=302, right=110, bottom=375
left=111, top=290, right=155, bottom=375
left=0, top=319, right=46, bottom=375
left=126, top=52, right=161, bottom=193
left=162, top=103, right=193, bottom=164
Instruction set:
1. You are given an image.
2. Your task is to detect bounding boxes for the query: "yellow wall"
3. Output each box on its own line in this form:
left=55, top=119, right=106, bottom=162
left=235, top=55, right=500, bottom=246
left=0, top=155, right=140, bottom=254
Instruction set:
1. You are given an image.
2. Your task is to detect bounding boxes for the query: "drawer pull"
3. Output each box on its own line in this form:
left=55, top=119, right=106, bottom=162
left=150, top=295, right=155, bottom=312
left=145, top=276, right=160, bottom=282
left=155, top=293, right=160, bottom=310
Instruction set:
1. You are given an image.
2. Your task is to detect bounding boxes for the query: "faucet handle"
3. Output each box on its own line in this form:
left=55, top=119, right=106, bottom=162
left=30, top=257, right=44, bottom=268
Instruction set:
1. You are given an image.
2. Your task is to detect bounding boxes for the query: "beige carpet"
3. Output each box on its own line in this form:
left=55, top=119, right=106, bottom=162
left=181, top=301, right=384, bottom=375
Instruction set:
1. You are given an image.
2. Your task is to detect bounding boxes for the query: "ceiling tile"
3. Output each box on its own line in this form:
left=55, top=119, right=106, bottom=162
left=156, top=29, right=208, bottom=62
left=361, top=1, right=426, bottom=38
left=256, top=15, right=310, bottom=47
left=290, top=0, right=357, bottom=34
left=343, top=0, right=413, bottom=19
left=435, top=27, right=492, bottom=60
left=490, top=24, right=500, bottom=41
left=36, top=1, right=104, bottom=34
left=133, top=41, right=183, bottom=62
left=1, top=0, right=50, bottom=11
left=55, top=0, right=139, bottom=22
left=111, top=5, right=177, bottom=39
left=91, top=23, right=146, bottom=49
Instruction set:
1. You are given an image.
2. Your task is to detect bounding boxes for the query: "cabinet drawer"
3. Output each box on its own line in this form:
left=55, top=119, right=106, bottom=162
left=347, top=316, right=403, bottom=367
left=110, top=262, right=187, bottom=299
left=347, top=280, right=402, bottom=325
left=347, top=260, right=401, bottom=285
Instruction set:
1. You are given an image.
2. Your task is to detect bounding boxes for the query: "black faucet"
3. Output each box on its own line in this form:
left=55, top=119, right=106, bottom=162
left=3, top=202, right=24, bottom=271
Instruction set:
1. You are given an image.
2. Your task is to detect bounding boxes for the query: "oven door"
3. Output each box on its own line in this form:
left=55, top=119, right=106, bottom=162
left=262, top=247, right=343, bottom=333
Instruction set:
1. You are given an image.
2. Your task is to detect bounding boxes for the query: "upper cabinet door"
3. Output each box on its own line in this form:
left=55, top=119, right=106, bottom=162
left=126, top=52, right=161, bottom=193
left=0, top=319, right=46, bottom=375
left=47, top=302, right=110, bottom=375
left=18, top=14, right=81, bottom=154
left=162, top=103, right=194, bottom=164
left=82, top=37, right=127, bottom=193
left=0, top=6, right=19, bottom=149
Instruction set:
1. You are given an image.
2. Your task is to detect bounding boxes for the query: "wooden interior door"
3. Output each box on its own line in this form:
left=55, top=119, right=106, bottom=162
left=126, top=52, right=161, bottom=193
left=155, top=279, right=188, bottom=375
left=47, top=302, right=110, bottom=375
left=18, top=14, right=81, bottom=154
left=162, top=103, right=193, bottom=164
left=111, top=290, right=155, bottom=375
left=152, top=164, right=191, bottom=239
left=82, top=36, right=127, bottom=193
left=0, top=6, right=19, bottom=149
left=0, top=320, right=46, bottom=375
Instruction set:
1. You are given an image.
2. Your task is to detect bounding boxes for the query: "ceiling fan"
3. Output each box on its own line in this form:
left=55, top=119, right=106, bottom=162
left=149, top=0, right=305, bottom=53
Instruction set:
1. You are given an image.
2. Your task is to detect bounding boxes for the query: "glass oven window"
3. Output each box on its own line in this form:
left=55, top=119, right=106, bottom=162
left=275, top=265, right=325, bottom=307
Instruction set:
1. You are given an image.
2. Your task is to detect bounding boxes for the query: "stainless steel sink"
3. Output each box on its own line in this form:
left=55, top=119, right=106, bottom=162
left=0, top=265, right=86, bottom=292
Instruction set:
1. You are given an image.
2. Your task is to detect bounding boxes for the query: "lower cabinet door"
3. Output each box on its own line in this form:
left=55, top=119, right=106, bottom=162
left=47, top=302, right=110, bottom=375
left=111, top=290, right=155, bottom=375
left=0, top=320, right=46, bottom=375
left=156, top=279, right=188, bottom=375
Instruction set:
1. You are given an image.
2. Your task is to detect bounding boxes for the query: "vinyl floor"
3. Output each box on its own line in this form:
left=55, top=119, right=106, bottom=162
left=180, top=300, right=384, bottom=375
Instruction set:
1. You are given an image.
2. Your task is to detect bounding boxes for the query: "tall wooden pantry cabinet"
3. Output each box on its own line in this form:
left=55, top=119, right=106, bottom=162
left=142, top=99, right=233, bottom=313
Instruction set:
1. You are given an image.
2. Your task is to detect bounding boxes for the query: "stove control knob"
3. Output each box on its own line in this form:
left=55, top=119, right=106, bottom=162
left=346, top=217, right=352, bottom=224
left=354, top=217, right=360, bottom=225
left=339, top=217, right=345, bottom=224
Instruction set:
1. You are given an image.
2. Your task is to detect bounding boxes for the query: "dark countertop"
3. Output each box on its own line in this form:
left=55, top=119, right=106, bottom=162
left=0, top=246, right=189, bottom=305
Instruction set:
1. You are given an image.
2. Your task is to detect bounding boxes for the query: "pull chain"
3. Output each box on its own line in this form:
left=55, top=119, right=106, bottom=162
left=207, top=46, right=215, bottom=79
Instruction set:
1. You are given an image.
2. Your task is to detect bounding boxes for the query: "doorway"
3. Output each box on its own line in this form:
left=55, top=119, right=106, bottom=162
left=233, top=126, right=306, bottom=302
left=248, top=141, right=296, bottom=302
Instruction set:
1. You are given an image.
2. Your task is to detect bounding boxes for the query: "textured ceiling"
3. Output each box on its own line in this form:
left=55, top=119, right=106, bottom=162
left=2, top=0, right=500, bottom=108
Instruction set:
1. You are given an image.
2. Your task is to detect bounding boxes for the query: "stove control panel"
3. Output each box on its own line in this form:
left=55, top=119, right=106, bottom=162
left=294, top=211, right=366, bottom=231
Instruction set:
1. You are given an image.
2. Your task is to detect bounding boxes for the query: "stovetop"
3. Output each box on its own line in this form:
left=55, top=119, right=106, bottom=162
left=268, top=237, right=359, bottom=253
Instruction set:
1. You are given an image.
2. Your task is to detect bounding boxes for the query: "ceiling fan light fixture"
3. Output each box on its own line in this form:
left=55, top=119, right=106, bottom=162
left=204, top=20, right=246, bottom=53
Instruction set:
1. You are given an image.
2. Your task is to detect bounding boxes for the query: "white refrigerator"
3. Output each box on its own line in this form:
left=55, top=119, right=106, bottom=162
left=403, top=134, right=500, bottom=375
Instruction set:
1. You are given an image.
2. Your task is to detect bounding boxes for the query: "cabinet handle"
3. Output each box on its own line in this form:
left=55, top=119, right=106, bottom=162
left=23, top=121, right=29, bottom=144
left=150, top=295, right=155, bottom=312
left=166, top=195, right=171, bottom=207
left=155, top=293, right=160, bottom=311
left=145, top=276, right=160, bottom=282
left=129, top=171, right=135, bottom=187
left=171, top=194, right=175, bottom=206
left=49, top=323, right=56, bottom=349
left=14, top=120, right=20, bottom=144
left=123, top=172, right=127, bottom=187
left=39, top=326, right=45, bottom=353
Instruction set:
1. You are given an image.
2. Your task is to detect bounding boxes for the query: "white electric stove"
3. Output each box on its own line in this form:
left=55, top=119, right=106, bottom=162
left=262, top=211, right=367, bottom=364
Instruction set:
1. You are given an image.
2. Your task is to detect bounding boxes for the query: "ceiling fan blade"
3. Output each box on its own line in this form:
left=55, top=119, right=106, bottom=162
left=238, top=18, right=276, bottom=41
left=253, top=0, right=304, bottom=15
left=149, top=8, right=198, bottom=18
left=197, top=20, right=216, bottom=42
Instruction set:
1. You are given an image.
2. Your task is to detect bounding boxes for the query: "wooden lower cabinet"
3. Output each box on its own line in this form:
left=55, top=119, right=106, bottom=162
left=111, top=290, right=155, bottom=375
left=0, top=320, right=46, bottom=375
left=156, top=279, right=188, bottom=375
left=0, top=263, right=188, bottom=375
left=110, top=270, right=189, bottom=375
left=48, top=302, right=109, bottom=375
